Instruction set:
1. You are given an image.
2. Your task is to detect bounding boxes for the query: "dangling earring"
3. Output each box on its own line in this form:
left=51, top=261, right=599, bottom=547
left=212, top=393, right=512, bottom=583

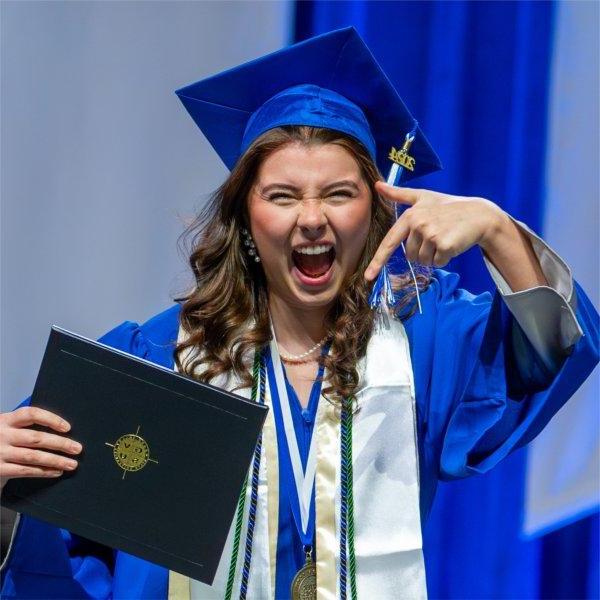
left=241, top=228, right=261, bottom=262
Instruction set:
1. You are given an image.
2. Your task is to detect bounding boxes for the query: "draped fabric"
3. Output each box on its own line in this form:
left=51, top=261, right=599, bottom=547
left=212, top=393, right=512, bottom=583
left=294, top=2, right=598, bottom=598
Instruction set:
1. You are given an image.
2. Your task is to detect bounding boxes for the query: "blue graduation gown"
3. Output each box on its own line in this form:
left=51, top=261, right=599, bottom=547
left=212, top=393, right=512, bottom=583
left=1, top=269, right=598, bottom=599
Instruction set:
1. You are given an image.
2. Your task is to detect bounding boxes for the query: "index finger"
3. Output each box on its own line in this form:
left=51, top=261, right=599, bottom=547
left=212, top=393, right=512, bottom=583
left=9, top=406, right=70, bottom=432
left=375, top=182, right=421, bottom=205
left=364, top=218, right=410, bottom=282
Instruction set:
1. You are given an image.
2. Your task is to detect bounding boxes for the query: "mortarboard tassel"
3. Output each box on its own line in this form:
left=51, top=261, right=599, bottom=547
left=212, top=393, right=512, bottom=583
left=369, top=121, right=423, bottom=322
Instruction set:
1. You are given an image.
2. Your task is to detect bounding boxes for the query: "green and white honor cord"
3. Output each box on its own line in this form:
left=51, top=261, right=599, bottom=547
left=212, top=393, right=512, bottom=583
left=340, top=399, right=357, bottom=600
left=224, top=353, right=264, bottom=600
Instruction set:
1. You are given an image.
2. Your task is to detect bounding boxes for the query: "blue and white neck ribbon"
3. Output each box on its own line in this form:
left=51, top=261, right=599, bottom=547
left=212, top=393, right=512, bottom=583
left=268, top=337, right=317, bottom=545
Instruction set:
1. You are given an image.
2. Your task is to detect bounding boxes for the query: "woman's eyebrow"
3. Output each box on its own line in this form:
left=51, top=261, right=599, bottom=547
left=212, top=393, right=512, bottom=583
left=322, top=180, right=360, bottom=193
left=261, top=180, right=360, bottom=194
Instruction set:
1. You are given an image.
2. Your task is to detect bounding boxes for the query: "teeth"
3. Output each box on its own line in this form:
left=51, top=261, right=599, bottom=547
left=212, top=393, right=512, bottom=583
left=294, top=245, right=332, bottom=255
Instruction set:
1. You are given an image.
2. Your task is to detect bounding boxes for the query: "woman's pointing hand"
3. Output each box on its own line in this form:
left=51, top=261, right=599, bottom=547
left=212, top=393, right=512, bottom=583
left=364, top=182, right=505, bottom=281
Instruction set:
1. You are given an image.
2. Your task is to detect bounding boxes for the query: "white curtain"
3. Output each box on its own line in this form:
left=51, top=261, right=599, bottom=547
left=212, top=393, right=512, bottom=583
left=1, top=0, right=292, bottom=409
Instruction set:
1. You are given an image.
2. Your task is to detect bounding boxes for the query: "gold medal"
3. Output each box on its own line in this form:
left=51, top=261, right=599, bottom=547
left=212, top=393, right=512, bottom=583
left=291, top=548, right=316, bottom=600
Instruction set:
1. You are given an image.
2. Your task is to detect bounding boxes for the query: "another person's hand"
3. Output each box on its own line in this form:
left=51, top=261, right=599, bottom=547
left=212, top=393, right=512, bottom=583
left=365, top=182, right=506, bottom=281
left=0, top=406, right=82, bottom=492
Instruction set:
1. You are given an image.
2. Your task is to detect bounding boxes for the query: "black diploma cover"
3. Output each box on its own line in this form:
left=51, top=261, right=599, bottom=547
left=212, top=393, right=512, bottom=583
left=1, top=326, right=268, bottom=584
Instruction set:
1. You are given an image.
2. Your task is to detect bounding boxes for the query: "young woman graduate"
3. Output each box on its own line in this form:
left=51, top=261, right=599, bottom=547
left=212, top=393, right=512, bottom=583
left=1, top=27, right=598, bottom=600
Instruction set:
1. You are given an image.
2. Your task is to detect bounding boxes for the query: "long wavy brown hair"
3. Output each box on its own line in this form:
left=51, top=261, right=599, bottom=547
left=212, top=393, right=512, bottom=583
left=175, top=125, right=431, bottom=403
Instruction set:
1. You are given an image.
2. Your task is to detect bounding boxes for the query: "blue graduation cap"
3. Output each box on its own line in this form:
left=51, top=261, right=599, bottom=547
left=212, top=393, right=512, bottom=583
left=175, top=26, right=442, bottom=181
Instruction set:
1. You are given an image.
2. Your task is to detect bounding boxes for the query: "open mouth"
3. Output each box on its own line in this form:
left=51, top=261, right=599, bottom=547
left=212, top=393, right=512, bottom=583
left=292, top=244, right=336, bottom=279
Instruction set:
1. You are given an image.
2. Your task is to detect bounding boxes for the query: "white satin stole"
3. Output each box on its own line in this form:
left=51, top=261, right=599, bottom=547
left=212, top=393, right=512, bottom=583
left=169, top=314, right=426, bottom=599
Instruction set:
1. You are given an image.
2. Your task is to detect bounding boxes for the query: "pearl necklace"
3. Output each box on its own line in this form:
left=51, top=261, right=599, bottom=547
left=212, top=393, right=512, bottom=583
left=278, top=335, right=329, bottom=364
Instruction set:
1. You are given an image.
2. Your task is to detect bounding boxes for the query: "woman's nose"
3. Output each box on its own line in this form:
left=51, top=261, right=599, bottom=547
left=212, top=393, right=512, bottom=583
left=297, top=198, right=327, bottom=233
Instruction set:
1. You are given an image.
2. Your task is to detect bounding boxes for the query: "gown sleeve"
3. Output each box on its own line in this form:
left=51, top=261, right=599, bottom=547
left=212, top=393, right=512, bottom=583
left=480, top=215, right=583, bottom=371
left=0, top=321, right=151, bottom=599
left=404, top=249, right=598, bottom=485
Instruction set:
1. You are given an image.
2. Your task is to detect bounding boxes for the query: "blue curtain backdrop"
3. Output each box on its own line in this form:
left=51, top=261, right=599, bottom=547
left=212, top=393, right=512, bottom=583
left=294, top=2, right=598, bottom=598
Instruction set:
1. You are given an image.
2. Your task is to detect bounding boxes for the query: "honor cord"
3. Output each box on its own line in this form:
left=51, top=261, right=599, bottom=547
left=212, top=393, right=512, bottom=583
left=224, top=352, right=265, bottom=600
left=340, top=400, right=357, bottom=600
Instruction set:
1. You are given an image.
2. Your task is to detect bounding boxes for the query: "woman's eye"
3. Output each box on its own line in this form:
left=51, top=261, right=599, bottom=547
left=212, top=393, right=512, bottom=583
left=327, top=191, right=353, bottom=201
left=267, top=191, right=353, bottom=203
left=268, top=194, right=298, bottom=205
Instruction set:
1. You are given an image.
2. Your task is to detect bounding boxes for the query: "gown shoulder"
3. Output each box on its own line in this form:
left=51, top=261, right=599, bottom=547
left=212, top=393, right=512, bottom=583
left=98, top=303, right=181, bottom=367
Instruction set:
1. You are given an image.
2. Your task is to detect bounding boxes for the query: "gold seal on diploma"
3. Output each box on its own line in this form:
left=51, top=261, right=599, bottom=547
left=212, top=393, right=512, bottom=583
left=105, top=425, right=158, bottom=479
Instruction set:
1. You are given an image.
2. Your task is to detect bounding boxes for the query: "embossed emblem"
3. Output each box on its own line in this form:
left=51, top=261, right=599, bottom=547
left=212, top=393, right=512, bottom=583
left=105, top=425, right=158, bottom=479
